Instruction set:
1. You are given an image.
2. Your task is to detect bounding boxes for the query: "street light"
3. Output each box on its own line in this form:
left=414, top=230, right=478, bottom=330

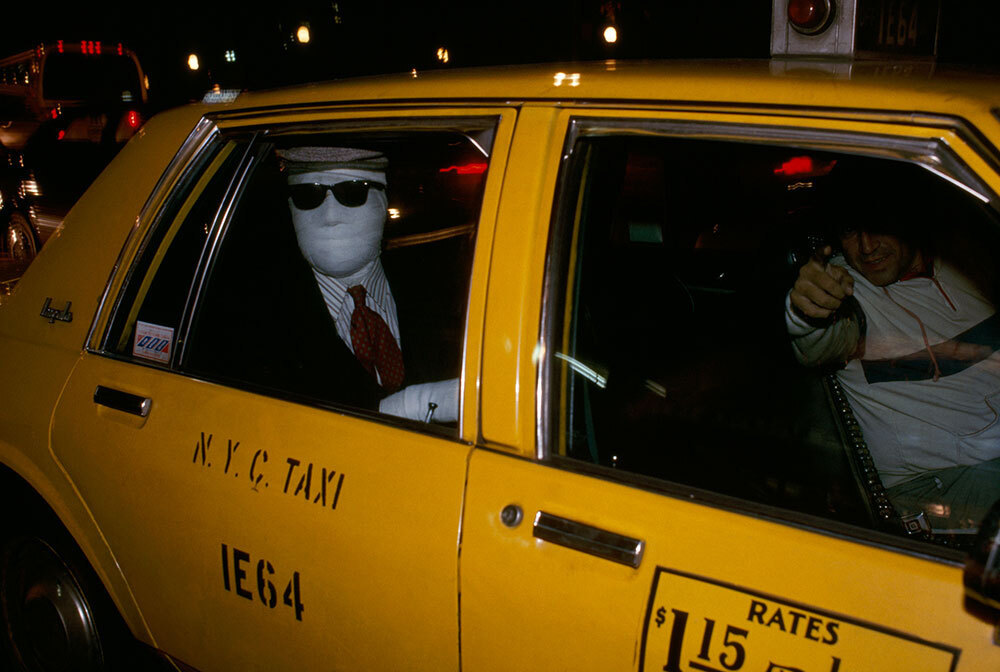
left=187, top=53, right=200, bottom=71
left=297, top=25, right=311, bottom=43
left=603, top=26, right=618, bottom=43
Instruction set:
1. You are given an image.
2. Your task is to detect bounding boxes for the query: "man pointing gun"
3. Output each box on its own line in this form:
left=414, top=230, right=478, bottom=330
left=786, top=180, right=1000, bottom=536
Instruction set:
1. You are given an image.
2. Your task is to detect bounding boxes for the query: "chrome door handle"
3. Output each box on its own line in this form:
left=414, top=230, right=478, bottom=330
left=93, top=386, right=152, bottom=418
left=533, top=511, right=644, bottom=568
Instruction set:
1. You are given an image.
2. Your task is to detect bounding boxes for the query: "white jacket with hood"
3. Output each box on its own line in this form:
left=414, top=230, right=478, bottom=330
left=786, top=256, right=1000, bottom=487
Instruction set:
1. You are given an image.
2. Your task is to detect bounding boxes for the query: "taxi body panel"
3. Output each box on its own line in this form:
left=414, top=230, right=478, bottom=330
left=0, top=60, right=998, bottom=670
left=466, top=90, right=1000, bottom=670
left=0, top=105, right=211, bottom=645
left=461, top=450, right=977, bottom=671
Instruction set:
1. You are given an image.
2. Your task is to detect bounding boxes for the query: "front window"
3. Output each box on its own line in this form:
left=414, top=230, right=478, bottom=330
left=547, top=128, right=1000, bottom=550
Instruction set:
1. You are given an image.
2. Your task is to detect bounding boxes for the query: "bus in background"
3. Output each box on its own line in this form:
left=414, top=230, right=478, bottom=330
left=0, top=40, right=148, bottom=148
left=0, top=40, right=149, bottom=263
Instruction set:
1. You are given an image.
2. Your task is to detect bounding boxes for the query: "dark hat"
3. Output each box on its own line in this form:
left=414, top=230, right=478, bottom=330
left=277, top=147, right=388, bottom=174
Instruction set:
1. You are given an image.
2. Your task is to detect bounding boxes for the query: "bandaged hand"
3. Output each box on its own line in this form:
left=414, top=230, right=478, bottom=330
left=379, top=378, right=459, bottom=423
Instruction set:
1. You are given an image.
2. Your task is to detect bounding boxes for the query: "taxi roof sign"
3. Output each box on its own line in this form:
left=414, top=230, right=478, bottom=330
left=771, top=0, right=940, bottom=59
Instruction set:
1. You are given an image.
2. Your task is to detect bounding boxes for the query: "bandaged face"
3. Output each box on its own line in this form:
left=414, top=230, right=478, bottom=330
left=287, top=167, right=388, bottom=278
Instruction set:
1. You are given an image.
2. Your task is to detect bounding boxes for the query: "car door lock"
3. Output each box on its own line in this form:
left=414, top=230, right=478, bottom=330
left=500, top=504, right=523, bottom=528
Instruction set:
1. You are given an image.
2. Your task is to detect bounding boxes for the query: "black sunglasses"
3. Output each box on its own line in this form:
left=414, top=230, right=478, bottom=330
left=288, top=180, right=386, bottom=210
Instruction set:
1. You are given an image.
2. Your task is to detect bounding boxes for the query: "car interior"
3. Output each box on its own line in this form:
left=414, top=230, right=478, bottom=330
left=552, top=135, right=1000, bottom=548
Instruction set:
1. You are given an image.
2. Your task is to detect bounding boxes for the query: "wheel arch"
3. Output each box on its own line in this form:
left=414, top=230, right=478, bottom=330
left=0, top=461, right=154, bottom=649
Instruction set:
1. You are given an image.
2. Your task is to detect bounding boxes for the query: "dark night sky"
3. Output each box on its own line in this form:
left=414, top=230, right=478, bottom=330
left=5, top=2, right=1000, bottom=112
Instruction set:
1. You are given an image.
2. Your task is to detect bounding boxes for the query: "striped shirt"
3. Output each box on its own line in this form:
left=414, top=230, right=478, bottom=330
left=312, top=261, right=402, bottom=358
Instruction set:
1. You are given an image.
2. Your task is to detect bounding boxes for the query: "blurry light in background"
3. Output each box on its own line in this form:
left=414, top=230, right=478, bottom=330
left=19, top=178, right=41, bottom=198
left=187, top=53, right=200, bottom=71
left=603, top=26, right=618, bottom=43
left=297, top=25, right=311, bottom=43
left=388, top=208, right=401, bottom=220
left=224, top=50, right=236, bottom=63
left=436, top=47, right=450, bottom=64
left=440, top=163, right=488, bottom=175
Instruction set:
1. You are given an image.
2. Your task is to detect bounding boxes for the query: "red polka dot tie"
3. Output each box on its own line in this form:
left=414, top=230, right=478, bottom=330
left=348, top=285, right=405, bottom=392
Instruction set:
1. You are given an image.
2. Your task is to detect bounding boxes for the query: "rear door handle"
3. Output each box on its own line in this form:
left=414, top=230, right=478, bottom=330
left=93, top=385, right=152, bottom=418
left=533, top=511, right=644, bottom=568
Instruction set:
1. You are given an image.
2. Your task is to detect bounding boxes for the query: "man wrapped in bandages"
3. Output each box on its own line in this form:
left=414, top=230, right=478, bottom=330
left=279, top=146, right=459, bottom=423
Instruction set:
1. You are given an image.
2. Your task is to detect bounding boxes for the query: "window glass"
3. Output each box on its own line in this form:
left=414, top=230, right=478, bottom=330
left=105, top=139, right=246, bottom=364
left=183, top=124, right=492, bottom=430
left=548, top=132, right=1000, bottom=550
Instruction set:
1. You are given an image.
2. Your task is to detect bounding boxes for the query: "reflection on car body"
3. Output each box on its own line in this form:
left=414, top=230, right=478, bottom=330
left=0, top=7, right=999, bottom=672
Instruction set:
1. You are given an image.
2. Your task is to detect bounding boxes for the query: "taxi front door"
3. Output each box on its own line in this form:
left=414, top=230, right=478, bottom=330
left=459, top=106, right=1000, bottom=671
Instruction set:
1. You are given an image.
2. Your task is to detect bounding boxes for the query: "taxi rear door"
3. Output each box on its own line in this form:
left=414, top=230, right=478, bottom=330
left=460, top=104, right=1000, bottom=670
left=48, top=107, right=515, bottom=671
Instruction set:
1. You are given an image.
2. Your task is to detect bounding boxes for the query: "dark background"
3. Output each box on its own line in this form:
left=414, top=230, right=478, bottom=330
left=4, top=1, right=1000, bottom=113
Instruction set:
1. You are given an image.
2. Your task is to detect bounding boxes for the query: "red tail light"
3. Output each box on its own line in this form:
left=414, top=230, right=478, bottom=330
left=126, top=110, right=141, bottom=129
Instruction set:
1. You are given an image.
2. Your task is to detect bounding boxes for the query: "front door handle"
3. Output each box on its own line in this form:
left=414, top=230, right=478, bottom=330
left=94, top=386, right=152, bottom=418
left=533, top=511, right=644, bottom=568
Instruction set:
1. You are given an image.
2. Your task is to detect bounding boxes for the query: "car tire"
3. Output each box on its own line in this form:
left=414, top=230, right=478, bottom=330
left=0, top=528, right=130, bottom=672
left=3, top=211, right=39, bottom=262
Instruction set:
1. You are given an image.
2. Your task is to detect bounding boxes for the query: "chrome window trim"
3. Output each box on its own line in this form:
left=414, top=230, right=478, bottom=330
left=214, top=97, right=1000, bottom=182
left=88, top=117, right=219, bottom=352
left=173, top=135, right=262, bottom=365
left=98, top=133, right=256, bottom=364
left=561, top=117, right=999, bottom=209
left=536, top=114, right=1000, bottom=558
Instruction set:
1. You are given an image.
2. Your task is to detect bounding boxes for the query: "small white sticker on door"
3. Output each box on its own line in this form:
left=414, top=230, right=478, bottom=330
left=133, top=321, right=174, bottom=363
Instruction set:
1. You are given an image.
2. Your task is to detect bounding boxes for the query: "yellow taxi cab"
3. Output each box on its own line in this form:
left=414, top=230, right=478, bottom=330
left=1, top=3, right=1000, bottom=670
